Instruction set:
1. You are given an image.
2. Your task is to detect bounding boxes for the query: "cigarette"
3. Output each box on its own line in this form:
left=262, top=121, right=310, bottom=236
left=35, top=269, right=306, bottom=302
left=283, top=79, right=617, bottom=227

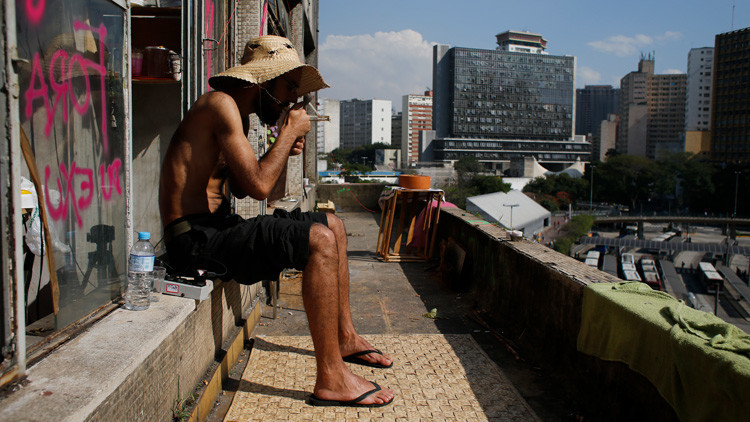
left=310, top=115, right=330, bottom=122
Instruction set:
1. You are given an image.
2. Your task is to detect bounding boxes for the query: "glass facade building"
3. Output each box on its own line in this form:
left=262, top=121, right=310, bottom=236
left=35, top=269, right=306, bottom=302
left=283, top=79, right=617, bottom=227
left=575, top=85, right=620, bottom=137
left=433, top=42, right=587, bottom=172
left=435, top=46, right=575, bottom=141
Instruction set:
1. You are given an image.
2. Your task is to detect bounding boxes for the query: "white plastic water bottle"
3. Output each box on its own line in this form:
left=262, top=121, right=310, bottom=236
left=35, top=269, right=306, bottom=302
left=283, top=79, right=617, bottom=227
left=124, top=232, right=155, bottom=310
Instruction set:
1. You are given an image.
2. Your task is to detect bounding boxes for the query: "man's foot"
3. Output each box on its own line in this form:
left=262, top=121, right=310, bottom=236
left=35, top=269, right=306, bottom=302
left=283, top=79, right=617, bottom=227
left=343, top=349, right=393, bottom=369
left=339, top=335, right=393, bottom=368
left=313, top=370, right=395, bottom=407
left=308, top=381, right=393, bottom=407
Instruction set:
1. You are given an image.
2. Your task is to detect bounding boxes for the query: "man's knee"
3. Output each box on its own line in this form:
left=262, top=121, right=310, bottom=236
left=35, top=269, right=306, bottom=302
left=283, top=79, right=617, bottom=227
left=308, top=223, right=337, bottom=256
left=325, top=213, right=346, bottom=237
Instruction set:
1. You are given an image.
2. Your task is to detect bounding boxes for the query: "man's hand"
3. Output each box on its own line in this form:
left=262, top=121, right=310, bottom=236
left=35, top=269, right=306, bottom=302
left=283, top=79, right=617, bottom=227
left=290, top=137, right=305, bottom=156
left=279, top=106, right=310, bottom=143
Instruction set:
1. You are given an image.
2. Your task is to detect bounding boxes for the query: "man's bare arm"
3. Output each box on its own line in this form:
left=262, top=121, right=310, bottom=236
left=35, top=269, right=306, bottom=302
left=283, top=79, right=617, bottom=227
left=213, top=95, right=309, bottom=200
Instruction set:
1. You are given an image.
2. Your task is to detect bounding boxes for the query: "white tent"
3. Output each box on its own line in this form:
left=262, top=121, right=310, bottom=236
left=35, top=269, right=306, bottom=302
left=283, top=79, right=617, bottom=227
left=466, top=190, right=551, bottom=237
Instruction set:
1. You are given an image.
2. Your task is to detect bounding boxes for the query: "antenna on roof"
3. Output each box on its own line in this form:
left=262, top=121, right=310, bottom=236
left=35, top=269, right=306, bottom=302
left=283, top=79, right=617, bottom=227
left=732, top=0, right=736, bottom=30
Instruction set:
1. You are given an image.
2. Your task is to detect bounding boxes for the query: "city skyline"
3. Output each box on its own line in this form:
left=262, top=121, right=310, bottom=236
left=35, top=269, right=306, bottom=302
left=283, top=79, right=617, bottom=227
left=318, top=0, right=748, bottom=112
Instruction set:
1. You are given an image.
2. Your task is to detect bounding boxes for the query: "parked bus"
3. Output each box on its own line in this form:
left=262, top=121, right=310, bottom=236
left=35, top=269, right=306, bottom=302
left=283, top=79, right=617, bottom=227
left=622, top=269, right=642, bottom=282
left=698, top=262, right=724, bottom=294
left=639, top=257, right=662, bottom=290
left=620, top=252, right=636, bottom=271
left=585, top=250, right=601, bottom=268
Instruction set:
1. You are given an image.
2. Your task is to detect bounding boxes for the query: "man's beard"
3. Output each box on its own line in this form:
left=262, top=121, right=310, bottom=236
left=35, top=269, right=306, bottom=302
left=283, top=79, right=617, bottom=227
left=257, top=90, right=283, bottom=126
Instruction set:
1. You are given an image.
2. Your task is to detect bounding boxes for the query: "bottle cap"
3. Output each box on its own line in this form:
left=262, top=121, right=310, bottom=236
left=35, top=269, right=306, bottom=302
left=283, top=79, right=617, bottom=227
left=138, top=231, right=151, bottom=240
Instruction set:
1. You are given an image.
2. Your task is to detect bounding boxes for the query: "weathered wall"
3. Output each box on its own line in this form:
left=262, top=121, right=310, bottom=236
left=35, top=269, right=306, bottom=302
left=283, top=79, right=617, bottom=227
left=86, top=281, right=256, bottom=421
left=437, top=208, right=678, bottom=420
left=316, top=184, right=387, bottom=212
left=132, top=83, right=181, bottom=239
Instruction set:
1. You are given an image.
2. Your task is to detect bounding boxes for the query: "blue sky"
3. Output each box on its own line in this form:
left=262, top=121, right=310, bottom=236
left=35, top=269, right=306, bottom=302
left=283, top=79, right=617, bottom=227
left=317, top=0, right=749, bottom=112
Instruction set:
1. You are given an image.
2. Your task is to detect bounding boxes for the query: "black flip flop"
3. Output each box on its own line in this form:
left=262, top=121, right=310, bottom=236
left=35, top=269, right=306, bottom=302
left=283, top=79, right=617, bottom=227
left=342, top=349, right=393, bottom=369
left=307, top=382, right=393, bottom=407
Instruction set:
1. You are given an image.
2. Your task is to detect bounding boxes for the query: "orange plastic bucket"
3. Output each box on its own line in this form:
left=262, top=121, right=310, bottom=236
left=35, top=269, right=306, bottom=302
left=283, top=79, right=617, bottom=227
left=398, top=175, right=431, bottom=189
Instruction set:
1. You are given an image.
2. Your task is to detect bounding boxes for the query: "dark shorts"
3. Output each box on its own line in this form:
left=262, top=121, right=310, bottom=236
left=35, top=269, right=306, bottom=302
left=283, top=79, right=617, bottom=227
left=164, top=204, right=329, bottom=284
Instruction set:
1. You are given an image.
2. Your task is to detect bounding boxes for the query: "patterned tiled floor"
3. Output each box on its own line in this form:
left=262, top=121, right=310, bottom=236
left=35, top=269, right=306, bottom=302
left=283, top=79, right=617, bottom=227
left=225, top=334, right=538, bottom=421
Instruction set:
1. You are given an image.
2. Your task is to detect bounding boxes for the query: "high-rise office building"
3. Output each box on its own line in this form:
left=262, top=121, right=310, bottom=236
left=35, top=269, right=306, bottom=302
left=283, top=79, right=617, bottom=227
left=711, top=27, right=750, bottom=163
left=391, top=112, right=402, bottom=149
left=316, top=99, right=340, bottom=154
left=685, top=47, right=714, bottom=132
left=575, top=85, right=619, bottom=137
left=339, top=99, right=392, bottom=150
left=617, top=54, right=686, bottom=159
left=432, top=32, right=588, bottom=173
left=401, top=91, right=433, bottom=166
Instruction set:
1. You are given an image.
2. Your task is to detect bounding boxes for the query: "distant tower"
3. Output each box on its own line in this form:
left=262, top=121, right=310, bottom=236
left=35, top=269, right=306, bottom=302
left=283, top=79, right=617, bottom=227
left=575, top=85, right=620, bottom=137
left=685, top=47, right=714, bottom=132
left=711, top=27, right=750, bottom=163
left=339, top=99, right=392, bottom=149
left=617, top=54, right=686, bottom=159
left=316, top=99, right=340, bottom=154
left=401, top=91, right=433, bottom=167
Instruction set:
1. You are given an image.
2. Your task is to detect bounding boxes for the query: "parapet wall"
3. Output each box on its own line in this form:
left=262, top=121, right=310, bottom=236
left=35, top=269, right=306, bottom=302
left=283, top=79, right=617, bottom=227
left=437, top=208, right=678, bottom=420
left=316, top=183, right=387, bottom=212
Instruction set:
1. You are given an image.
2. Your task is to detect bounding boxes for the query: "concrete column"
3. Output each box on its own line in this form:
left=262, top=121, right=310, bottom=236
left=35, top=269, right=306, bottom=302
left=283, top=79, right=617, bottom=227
left=637, top=221, right=644, bottom=239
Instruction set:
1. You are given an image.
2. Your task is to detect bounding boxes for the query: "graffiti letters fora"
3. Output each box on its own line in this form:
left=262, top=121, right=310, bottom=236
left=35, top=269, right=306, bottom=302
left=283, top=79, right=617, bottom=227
left=24, top=20, right=110, bottom=154
left=22, top=16, right=123, bottom=228
left=44, top=159, right=122, bottom=228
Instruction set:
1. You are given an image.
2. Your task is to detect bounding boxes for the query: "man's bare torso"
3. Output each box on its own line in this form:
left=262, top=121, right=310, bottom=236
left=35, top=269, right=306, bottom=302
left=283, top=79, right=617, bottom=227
left=159, top=91, right=246, bottom=226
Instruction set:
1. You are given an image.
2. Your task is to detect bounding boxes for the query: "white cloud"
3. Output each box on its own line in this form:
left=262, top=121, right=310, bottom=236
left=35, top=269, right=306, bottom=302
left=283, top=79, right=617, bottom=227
left=588, top=31, right=684, bottom=57
left=577, top=66, right=601, bottom=86
left=663, top=68, right=684, bottom=74
left=656, top=31, right=683, bottom=42
left=319, top=30, right=434, bottom=111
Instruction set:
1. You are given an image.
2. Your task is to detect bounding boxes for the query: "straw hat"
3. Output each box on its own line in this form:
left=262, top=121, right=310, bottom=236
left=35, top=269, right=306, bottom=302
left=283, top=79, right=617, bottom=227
left=208, top=35, right=329, bottom=96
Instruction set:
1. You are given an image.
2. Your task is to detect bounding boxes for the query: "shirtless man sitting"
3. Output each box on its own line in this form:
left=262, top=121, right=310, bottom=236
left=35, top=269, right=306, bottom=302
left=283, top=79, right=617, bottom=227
left=159, top=35, right=394, bottom=407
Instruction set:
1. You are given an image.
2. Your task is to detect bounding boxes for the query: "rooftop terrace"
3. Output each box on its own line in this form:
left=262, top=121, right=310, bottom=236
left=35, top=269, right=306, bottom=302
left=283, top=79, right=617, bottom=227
left=214, top=207, right=738, bottom=421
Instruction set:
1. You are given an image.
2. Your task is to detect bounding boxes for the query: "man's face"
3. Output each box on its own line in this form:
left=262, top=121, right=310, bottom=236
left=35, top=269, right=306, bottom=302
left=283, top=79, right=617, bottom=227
left=257, top=75, right=300, bottom=126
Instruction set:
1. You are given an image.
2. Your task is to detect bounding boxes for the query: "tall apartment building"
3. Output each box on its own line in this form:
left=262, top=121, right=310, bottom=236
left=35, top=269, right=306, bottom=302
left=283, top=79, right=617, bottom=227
left=316, top=99, right=340, bottom=154
left=685, top=47, right=714, bottom=132
left=711, top=27, right=750, bottom=163
left=401, top=91, right=433, bottom=166
left=339, top=99, right=392, bottom=149
left=575, top=85, right=619, bottom=137
left=595, top=114, right=619, bottom=161
left=617, top=54, right=687, bottom=159
left=433, top=32, right=588, bottom=173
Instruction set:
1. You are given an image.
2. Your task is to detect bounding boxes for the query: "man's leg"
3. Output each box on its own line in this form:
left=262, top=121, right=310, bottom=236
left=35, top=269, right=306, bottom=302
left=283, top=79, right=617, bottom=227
left=324, top=214, right=393, bottom=367
left=304, top=223, right=394, bottom=404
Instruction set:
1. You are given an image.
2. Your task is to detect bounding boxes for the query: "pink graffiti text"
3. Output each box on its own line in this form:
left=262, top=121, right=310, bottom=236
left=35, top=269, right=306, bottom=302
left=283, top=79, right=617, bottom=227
left=25, top=0, right=46, bottom=25
left=44, top=159, right=122, bottom=228
left=24, top=20, right=110, bottom=153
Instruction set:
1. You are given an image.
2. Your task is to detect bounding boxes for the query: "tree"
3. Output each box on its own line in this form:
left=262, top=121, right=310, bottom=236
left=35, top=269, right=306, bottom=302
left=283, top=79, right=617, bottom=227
left=522, top=173, right=589, bottom=210
left=595, top=155, right=658, bottom=209
left=454, top=156, right=485, bottom=183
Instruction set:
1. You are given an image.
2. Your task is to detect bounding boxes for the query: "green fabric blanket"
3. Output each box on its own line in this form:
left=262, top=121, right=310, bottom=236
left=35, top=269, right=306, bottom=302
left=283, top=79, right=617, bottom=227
left=577, top=282, right=750, bottom=422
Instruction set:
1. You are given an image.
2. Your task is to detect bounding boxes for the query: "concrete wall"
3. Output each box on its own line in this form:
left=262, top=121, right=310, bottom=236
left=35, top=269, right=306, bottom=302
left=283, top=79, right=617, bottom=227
left=316, top=184, right=387, bottom=212
left=132, top=83, right=181, bottom=239
left=437, top=208, right=678, bottom=420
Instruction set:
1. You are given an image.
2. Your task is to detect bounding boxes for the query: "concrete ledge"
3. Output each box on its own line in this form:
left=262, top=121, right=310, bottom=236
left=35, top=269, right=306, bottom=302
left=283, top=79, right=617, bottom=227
left=0, top=280, right=260, bottom=421
left=0, top=296, right=194, bottom=421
